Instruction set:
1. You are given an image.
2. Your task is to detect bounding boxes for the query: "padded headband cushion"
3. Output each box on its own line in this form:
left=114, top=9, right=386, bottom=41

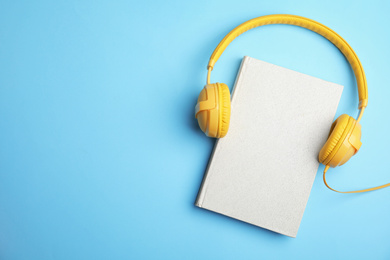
left=319, top=114, right=351, bottom=164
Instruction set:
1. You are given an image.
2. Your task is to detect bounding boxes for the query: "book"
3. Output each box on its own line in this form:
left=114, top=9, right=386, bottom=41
left=195, top=56, right=343, bottom=237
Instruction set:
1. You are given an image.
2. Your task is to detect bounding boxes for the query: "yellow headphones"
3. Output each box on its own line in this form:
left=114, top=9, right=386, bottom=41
left=195, top=14, right=390, bottom=193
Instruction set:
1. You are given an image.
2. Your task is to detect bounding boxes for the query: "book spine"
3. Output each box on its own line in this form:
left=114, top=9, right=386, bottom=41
left=195, top=57, right=248, bottom=207
left=194, top=140, right=220, bottom=207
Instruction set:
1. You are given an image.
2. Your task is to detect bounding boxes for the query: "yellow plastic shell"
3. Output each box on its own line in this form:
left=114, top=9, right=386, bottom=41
left=195, top=14, right=390, bottom=193
left=195, top=83, right=231, bottom=138
left=207, top=14, right=368, bottom=109
left=319, top=114, right=361, bottom=167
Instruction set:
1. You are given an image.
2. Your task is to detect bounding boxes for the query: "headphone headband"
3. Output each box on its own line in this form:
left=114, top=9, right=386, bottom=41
left=207, top=14, right=368, bottom=109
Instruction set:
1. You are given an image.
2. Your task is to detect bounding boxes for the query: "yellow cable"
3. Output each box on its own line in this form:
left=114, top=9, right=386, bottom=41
left=323, top=166, right=390, bottom=193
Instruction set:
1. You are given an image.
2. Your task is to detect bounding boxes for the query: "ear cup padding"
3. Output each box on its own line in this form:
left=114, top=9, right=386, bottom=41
left=217, top=83, right=231, bottom=138
left=319, top=114, right=351, bottom=164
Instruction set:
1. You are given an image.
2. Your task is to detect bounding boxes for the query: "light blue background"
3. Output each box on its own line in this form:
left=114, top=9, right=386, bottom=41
left=0, top=0, right=389, bottom=259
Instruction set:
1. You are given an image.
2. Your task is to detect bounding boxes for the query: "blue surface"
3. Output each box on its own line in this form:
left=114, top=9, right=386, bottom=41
left=1, top=0, right=389, bottom=259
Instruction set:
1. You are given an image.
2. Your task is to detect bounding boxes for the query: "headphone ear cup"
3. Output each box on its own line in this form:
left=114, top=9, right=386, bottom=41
left=195, top=83, right=231, bottom=138
left=319, top=115, right=350, bottom=164
left=319, top=114, right=362, bottom=167
left=217, top=83, right=231, bottom=138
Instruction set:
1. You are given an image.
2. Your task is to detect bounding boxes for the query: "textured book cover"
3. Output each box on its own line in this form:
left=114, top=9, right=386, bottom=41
left=195, top=56, right=343, bottom=237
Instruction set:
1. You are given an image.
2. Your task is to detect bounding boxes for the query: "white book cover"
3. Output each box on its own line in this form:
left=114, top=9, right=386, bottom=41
left=195, top=56, right=343, bottom=237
